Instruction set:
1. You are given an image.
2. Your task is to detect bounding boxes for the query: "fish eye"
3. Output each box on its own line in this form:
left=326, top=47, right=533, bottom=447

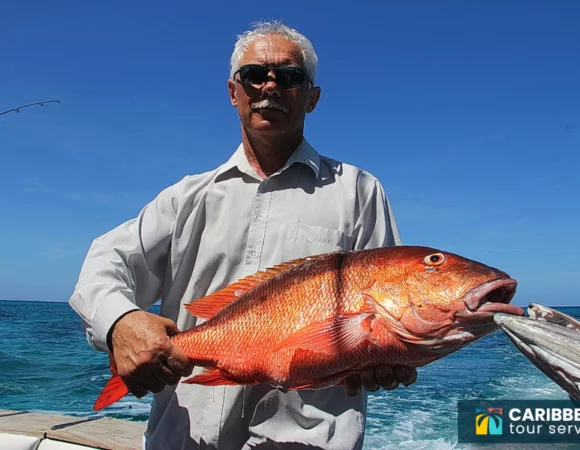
left=423, top=253, right=446, bottom=266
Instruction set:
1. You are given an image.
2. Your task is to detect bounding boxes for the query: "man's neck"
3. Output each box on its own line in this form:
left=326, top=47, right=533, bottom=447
left=241, top=128, right=304, bottom=179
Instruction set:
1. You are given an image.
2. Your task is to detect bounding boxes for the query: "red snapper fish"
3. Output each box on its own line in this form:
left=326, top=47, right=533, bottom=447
left=94, top=246, right=523, bottom=410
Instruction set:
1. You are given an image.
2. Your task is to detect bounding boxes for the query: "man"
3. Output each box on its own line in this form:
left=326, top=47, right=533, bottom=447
left=69, top=21, right=416, bottom=449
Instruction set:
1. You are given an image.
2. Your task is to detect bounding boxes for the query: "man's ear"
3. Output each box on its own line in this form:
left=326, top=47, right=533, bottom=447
left=228, top=79, right=237, bottom=107
left=306, top=86, right=321, bottom=113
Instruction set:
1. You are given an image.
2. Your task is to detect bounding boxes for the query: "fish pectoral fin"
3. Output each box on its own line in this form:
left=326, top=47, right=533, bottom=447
left=181, top=368, right=239, bottom=386
left=272, top=313, right=374, bottom=355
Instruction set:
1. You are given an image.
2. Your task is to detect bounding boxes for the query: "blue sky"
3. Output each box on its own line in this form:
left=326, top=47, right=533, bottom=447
left=0, top=1, right=578, bottom=306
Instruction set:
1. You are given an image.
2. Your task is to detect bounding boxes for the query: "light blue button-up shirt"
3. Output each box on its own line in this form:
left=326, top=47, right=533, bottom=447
left=69, top=138, right=401, bottom=449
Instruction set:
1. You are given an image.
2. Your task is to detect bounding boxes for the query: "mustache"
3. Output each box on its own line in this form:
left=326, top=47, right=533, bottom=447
left=251, top=97, right=289, bottom=114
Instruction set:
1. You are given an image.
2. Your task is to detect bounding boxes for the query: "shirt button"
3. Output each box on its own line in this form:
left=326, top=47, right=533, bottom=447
left=256, top=216, right=263, bottom=222
left=251, top=251, right=257, bottom=258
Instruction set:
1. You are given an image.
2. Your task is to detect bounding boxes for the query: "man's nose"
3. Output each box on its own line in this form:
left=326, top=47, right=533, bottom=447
left=262, top=70, right=281, bottom=97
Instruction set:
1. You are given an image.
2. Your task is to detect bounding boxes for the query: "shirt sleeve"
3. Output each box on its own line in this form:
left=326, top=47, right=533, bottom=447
left=68, top=182, right=180, bottom=352
left=352, top=170, right=402, bottom=250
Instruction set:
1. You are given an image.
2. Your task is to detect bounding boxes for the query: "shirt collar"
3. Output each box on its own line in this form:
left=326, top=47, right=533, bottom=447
left=215, top=138, right=320, bottom=181
left=282, top=138, right=320, bottom=179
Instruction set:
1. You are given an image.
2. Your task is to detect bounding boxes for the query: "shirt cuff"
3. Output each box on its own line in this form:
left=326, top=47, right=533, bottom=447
left=92, top=292, right=141, bottom=352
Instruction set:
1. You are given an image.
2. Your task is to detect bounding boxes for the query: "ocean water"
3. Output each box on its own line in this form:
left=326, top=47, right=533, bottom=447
left=0, top=299, right=578, bottom=449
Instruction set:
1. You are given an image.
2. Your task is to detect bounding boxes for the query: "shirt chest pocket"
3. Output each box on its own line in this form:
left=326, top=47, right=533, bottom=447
left=286, top=221, right=354, bottom=260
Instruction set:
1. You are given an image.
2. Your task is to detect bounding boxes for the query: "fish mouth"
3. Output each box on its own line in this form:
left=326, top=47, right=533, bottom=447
left=432, top=278, right=523, bottom=348
left=462, top=278, right=522, bottom=317
left=393, top=278, right=523, bottom=352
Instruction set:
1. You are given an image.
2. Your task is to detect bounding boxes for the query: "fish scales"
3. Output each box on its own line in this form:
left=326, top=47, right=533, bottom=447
left=174, top=251, right=374, bottom=383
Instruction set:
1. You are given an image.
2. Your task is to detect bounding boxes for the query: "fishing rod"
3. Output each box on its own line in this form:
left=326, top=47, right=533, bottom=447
left=0, top=100, right=61, bottom=117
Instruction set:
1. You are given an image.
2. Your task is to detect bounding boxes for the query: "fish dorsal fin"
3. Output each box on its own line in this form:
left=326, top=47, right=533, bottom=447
left=185, top=256, right=315, bottom=319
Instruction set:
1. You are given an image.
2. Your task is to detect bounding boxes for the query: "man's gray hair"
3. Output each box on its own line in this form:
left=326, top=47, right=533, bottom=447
left=230, top=20, right=318, bottom=84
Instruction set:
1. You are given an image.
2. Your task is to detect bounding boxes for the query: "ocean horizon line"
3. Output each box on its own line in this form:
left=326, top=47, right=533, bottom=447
left=0, top=298, right=68, bottom=304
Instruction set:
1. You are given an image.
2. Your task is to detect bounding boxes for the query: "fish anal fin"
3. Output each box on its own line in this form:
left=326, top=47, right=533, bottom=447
left=273, top=313, right=375, bottom=355
left=181, top=368, right=239, bottom=386
left=185, top=257, right=315, bottom=319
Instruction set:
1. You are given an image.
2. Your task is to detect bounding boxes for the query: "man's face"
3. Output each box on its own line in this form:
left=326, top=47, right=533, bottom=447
left=228, top=35, right=321, bottom=138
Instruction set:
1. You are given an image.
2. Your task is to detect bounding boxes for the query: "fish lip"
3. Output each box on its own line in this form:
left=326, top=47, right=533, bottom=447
left=462, top=278, right=518, bottom=312
left=453, top=278, right=523, bottom=328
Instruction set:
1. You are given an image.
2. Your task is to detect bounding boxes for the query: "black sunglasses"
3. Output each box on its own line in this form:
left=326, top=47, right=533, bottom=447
left=234, top=64, right=311, bottom=89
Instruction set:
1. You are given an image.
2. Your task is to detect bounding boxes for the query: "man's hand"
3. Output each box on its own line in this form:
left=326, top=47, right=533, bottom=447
left=109, top=310, right=193, bottom=398
left=343, top=365, right=417, bottom=396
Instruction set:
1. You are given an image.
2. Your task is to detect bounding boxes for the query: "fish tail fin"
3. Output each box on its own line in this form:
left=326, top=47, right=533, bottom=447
left=93, top=354, right=130, bottom=411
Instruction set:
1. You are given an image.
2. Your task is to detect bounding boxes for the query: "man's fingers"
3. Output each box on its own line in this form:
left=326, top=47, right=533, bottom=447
left=160, top=317, right=182, bottom=336
left=344, top=374, right=362, bottom=397
left=394, top=366, right=417, bottom=387
left=166, top=346, right=194, bottom=377
left=125, top=380, right=149, bottom=398
left=141, top=372, right=166, bottom=394
left=361, top=370, right=379, bottom=392
left=109, top=311, right=192, bottom=398
left=376, top=366, right=399, bottom=390
left=155, top=362, right=182, bottom=386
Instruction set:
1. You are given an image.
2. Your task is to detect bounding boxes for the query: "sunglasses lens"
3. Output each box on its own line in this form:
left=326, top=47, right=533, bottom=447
left=239, top=66, right=269, bottom=86
left=276, top=67, right=306, bottom=88
left=237, top=65, right=308, bottom=89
